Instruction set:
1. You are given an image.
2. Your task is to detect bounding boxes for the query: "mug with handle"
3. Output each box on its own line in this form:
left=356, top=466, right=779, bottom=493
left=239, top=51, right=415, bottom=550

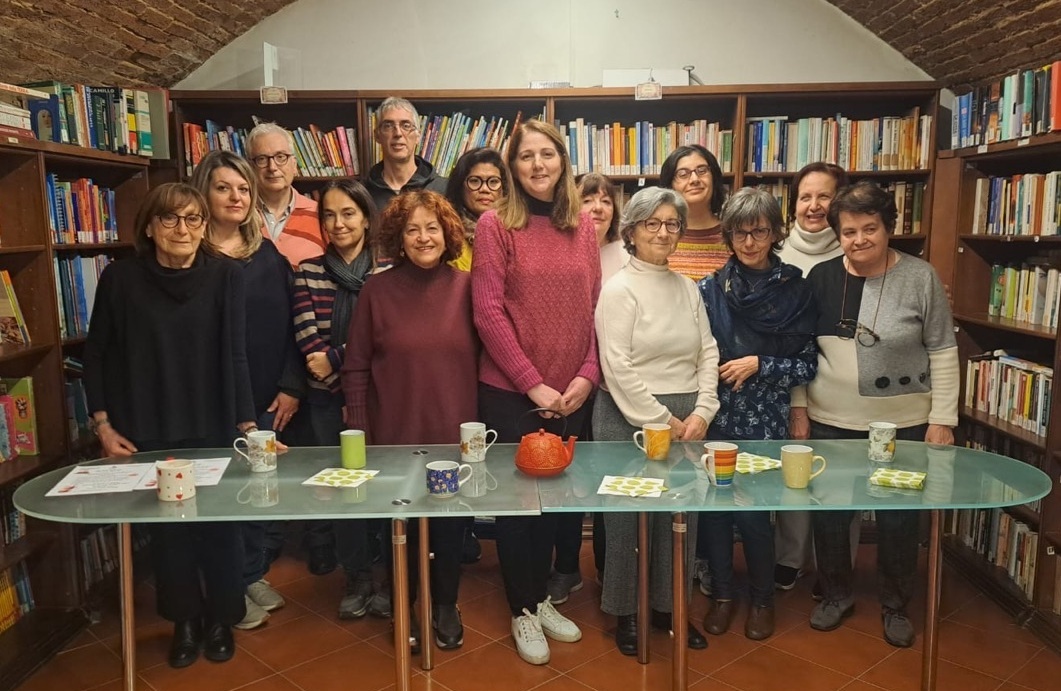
left=460, top=422, right=498, bottom=463
left=426, top=460, right=473, bottom=498
left=780, top=444, right=826, bottom=489
left=234, top=429, right=278, bottom=472
left=633, top=423, right=672, bottom=461
left=701, top=442, right=738, bottom=487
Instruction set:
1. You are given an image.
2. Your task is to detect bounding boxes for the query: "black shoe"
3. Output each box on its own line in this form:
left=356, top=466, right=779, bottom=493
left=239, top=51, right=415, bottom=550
left=461, top=530, right=482, bottom=565
left=615, top=614, right=638, bottom=656
left=774, top=564, right=802, bottom=591
left=167, top=619, right=202, bottom=668
left=686, top=623, right=708, bottom=650
left=203, top=622, right=235, bottom=662
left=433, top=604, right=464, bottom=649
left=307, top=543, right=337, bottom=576
left=650, top=610, right=706, bottom=650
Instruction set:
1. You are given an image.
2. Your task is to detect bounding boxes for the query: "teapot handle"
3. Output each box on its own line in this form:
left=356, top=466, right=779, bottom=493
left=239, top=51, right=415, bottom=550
left=518, top=408, right=568, bottom=438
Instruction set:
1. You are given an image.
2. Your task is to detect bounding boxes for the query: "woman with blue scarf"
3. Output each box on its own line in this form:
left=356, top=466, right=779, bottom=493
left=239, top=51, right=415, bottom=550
left=696, top=187, right=818, bottom=641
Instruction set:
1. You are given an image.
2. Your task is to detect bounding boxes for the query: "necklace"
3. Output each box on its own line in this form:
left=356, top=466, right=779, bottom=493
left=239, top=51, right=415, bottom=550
left=838, top=251, right=891, bottom=346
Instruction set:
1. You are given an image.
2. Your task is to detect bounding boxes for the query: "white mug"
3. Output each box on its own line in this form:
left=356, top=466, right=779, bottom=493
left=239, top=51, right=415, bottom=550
left=868, top=422, right=898, bottom=462
left=234, top=430, right=278, bottom=472
left=156, top=459, right=196, bottom=502
left=460, top=422, right=498, bottom=463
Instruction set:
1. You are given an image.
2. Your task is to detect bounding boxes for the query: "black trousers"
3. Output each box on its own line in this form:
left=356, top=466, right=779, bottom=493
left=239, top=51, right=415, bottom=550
left=479, top=383, right=592, bottom=615
left=385, top=517, right=464, bottom=606
left=151, top=522, right=245, bottom=625
left=810, top=420, right=926, bottom=611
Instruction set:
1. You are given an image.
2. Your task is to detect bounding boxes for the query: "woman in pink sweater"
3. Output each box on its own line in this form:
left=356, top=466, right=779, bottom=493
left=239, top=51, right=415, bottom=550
left=472, top=120, right=600, bottom=666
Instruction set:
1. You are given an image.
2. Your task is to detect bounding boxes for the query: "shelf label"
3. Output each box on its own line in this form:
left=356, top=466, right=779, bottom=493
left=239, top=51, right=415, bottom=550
left=260, top=86, right=288, bottom=105
left=977, top=144, right=988, bottom=154
left=638, top=177, right=646, bottom=187
left=635, top=81, right=662, bottom=101
left=1018, top=138, right=1030, bottom=147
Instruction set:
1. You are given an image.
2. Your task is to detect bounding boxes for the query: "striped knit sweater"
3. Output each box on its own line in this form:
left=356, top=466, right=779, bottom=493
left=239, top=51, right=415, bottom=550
left=292, top=256, right=347, bottom=400
left=667, top=225, right=732, bottom=282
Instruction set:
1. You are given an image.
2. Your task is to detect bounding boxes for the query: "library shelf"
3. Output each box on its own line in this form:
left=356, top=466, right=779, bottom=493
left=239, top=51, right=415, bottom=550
left=942, top=129, right=1061, bottom=161
left=0, top=343, right=53, bottom=366
left=0, top=246, right=46, bottom=256
left=52, top=242, right=135, bottom=252
left=0, top=533, right=54, bottom=574
left=942, top=535, right=1034, bottom=618
left=60, top=336, right=86, bottom=348
left=952, top=312, right=1057, bottom=340
left=742, top=168, right=931, bottom=179
left=959, top=234, right=1061, bottom=243
left=0, top=454, right=63, bottom=487
left=0, top=608, right=90, bottom=691
left=0, top=137, right=151, bottom=168
left=959, top=407, right=1047, bottom=450
left=1006, top=503, right=1041, bottom=530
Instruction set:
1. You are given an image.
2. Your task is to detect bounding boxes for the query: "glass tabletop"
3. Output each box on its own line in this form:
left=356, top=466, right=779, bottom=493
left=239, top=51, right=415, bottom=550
left=14, top=445, right=540, bottom=524
left=537, top=440, right=1052, bottom=512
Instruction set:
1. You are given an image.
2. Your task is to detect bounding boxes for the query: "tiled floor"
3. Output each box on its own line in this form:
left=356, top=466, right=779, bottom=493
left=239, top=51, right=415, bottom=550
left=18, top=541, right=1061, bottom=691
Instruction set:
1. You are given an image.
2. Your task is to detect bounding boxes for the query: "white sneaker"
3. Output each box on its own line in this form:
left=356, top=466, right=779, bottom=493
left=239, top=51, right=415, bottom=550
left=512, top=609, right=550, bottom=665
left=537, top=597, right=582, bottom=642
left=246, top=579, right=285, bottom=611
left=234, top=594, right=270, bottom=630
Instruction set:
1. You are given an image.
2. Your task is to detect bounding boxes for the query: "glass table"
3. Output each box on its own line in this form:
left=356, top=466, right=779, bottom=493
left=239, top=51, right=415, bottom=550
left=537, top=440, right=1052, bottom=691
left=14, top=445, right=539, bottom=691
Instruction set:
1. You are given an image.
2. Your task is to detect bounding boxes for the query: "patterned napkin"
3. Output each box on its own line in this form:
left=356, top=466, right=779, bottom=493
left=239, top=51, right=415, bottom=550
left=736, top=452, right=781, bottom=474
left=597, top=475, right=667, bottom=498
left=869, top=467, right=926, bottom=490
left=302, top=468, right=379, bottom=488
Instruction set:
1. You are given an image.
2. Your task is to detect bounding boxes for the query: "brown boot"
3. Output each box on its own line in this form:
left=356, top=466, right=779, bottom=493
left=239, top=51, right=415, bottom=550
left=702, top=599, right=735, bottom=635
left=745, top=604, right=775, bottom=641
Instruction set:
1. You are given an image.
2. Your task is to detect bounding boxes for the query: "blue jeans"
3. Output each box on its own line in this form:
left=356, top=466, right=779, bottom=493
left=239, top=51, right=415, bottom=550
left=699, top=510, right=775, bottom=606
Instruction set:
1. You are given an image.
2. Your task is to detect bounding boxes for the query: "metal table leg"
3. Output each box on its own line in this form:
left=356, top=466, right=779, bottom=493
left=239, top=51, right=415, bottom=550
left=637, top=512, right=650, bottom=664
left=119, top=523, right=135, bottom=691
left=419, top=517, right=433, bottom=671
left=392, top=518, right=411, bottom=691
left=922, top=509, right=943, bottom=691
left=671, top=512, right=688, bottom=691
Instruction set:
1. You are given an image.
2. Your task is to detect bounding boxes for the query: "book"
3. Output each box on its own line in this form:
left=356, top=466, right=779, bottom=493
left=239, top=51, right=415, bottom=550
left=0, top=378, right=37, bottom=455
left=0, top=270, right=28, bottom=345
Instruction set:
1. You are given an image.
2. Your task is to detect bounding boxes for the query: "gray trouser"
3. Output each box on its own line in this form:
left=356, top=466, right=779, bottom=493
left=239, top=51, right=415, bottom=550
left=775, top=510, right=861, bottom=570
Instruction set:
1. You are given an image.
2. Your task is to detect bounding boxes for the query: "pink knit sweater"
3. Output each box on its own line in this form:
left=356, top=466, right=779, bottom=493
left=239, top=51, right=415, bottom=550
left=472, top=209, right=601, bottom=394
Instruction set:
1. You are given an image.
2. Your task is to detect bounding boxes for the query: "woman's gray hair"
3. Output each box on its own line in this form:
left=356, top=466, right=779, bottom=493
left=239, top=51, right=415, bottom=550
left=720, top=186, right=787, bottom=253
left=618, top=187, right=688, bottom=255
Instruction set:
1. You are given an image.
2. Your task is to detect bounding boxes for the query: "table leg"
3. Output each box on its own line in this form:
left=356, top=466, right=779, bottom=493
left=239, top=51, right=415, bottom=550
left=119, top=523, right=135, bottom=691
left=921, top=509, right=943, bottom=691
left=671, top=512, right=688, bottom=691
left=637, top=512, right=650, bottom=664
left=419, top=517, right=433, bottom=671
left=392, top=518, right=411, bottom=691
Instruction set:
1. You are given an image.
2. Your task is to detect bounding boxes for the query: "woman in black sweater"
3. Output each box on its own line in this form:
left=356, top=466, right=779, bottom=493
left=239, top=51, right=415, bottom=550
left=84, top=183, right=256, bottom=668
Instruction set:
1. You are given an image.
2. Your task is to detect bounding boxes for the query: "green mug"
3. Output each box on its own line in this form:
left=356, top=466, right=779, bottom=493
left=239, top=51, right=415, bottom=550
left=340, top=430, right=367, bottom=469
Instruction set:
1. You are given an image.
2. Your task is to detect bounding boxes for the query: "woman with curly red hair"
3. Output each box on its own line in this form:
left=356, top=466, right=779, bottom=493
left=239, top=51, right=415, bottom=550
left=341, top=189, right=476, bottom=651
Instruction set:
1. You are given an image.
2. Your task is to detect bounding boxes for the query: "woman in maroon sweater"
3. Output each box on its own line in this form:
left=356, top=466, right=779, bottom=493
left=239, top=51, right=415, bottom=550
left=472, top=120, right=601, bottom=666
left=341, top=190, right=475, bottom=651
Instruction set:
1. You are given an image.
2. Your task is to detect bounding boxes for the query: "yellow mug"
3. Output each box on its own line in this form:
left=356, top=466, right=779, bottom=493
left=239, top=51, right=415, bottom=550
left=633, top=423, right=671, bottom=461
left=780, top=444, right=826, bottom=489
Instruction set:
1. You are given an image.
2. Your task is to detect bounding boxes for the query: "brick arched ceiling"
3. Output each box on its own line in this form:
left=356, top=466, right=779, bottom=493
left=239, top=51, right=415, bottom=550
left=0, top=1, right=1057, bottom=89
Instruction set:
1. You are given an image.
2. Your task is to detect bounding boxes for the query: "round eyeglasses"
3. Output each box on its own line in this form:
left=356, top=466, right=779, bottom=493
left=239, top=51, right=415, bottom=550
left=466, top=176, right=502, bottom=191
left=641, top=218, right=683, bottom=234
left=156, top=213, right=205, bottom=230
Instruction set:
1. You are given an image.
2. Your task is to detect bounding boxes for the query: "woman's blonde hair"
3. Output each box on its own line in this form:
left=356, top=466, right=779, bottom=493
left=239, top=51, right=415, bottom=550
left=189, top=150, right=264, bottom=260
left=496, top=120, right=580, bottom=231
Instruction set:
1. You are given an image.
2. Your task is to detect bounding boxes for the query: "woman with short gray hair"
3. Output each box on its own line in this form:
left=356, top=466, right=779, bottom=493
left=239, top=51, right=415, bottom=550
left=593, top=186, right=720, bottom=655
left=696, top=187, right=818, bottom=641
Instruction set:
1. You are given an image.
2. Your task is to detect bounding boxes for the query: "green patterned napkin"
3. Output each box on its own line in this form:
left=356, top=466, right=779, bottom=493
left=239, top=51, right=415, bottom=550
left=736, top=452, right=781, bottom=474
left=597, top=475, right=667, bottom=498
left=302, top=468, right=379, bottom=488
left=869, top=467, right=926, bottom=490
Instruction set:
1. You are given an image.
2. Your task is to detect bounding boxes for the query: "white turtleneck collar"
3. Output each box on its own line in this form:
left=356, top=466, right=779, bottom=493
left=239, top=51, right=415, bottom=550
left=779, top=221, right=843, bottom=274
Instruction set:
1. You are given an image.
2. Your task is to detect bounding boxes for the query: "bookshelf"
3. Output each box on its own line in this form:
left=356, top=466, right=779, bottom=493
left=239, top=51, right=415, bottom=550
left=0, top=136, right=148, bottom=687
left=934, top=129, right=1061, bottom=651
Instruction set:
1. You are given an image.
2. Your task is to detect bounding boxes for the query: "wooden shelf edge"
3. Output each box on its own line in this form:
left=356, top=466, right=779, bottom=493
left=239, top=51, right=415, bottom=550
left=942, top=536, right=1034, bottom=618
left=0, top=453, right=63, bottom=486
left=959, top=407, right=1048, bottom=449
left=0, top=608, right=89, bottom=691
left=744, top=169, right=930, bottom=178
left=0, top=533, right=54, bottom=573
left=960, top=233, right=1061, bottom=242
left=61, top=337, right=87, bottom=347
left=0, top=343, right=53, bottom=365
left=953, top=312, right=1057, bottom=339
left=1004, top=503, right=1041, bottom=529
left=0, top=137, right=150, bottom=167
left=52, top=242, right=134, bottom=252
left=948, top=129, right=1061, bottom=159
left=0, top=245, right=47, bottom=255
left=1028, top=610, right=1061, bottom=655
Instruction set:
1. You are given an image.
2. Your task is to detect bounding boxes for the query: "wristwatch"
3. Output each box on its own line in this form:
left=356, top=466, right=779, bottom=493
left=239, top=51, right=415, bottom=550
left=90, top=417, right=112, bottom=436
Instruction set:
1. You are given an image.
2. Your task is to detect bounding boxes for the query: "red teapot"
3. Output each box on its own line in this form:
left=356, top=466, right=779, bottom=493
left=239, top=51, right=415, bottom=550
left=514, top=409, right=577, bottom=477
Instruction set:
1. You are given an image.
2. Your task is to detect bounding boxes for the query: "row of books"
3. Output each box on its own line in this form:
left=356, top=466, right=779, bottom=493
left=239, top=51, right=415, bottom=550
left=963, top=423, right=1045, bottom=475
left=181, top=120, right=361, bottom=179
left=2, top=80, right=168, bottom=158
left=0, top=483, right=26, bottom=546
left=45, top=175, right=118, bottom=244
left=54, top=255, right=112, bottom=340
left=0, top=563, right=34, bottom=636
left=964, top=351, right=1052, bottom=438
left=556, top=119, right=734, bottom=176
left=969, top=172, right=1061, bottom=237
left=754, top=180, right=924, bottom=234
left=65, top=374, right=91, bottom=447
left=0, top=270, right=29, bottom=346
left=369, top=108, right=530, bottom=179
left=79, top=525, right=149, bottom=595
left=951, top=61, right=1061, bottom=149
left=949, top=508, right=1038, bottom=600
left=987, top=258, right=1061, bottom=327
left=745, top=112, right=933, bottom=173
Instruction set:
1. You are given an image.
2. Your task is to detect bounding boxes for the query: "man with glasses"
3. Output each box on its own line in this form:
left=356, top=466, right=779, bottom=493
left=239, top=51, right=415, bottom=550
left=365, top=96, right=447, bottom=213
left=247, top=122, right=326, bottom=269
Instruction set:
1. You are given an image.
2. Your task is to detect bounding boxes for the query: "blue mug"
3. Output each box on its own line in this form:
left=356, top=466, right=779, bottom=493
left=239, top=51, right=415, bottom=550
left=426, top=461, right=473, bottom=498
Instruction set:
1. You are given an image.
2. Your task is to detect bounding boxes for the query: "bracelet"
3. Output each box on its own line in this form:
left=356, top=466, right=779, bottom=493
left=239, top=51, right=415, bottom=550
left=91, top=417, right=112, bottom=435
left=239, top=424, right=259, bottom=434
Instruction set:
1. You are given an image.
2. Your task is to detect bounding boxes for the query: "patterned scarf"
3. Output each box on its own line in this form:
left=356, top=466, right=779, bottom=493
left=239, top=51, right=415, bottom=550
left=323, top=244, right=372, bottom=347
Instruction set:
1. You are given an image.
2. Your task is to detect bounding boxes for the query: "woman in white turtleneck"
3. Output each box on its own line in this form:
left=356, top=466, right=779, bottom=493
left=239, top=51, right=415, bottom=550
left=775, top=162, right=852, bottom=594
left=777, top=163, right=850, bottom=274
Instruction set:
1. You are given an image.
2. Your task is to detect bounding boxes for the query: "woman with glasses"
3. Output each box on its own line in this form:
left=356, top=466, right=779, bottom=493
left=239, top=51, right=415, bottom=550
left=291, top=179, right=381, bottom=619
left=83, top=183, right=256, bottom=667
left=659, top=145, right=730, bottom=281
left=696, top=187, right=818, bottom=641
left=444, top=147, right=509, bottom=271
left=802, top=180, right=958, bottom=648
left=594, top=186, right=719, bottom=655
left=190, top=150, right=306, bottom=632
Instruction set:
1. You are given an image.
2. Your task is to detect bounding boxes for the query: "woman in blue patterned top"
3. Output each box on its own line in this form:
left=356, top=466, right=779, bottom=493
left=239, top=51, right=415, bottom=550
left=696, top=187, right=818, bottom=641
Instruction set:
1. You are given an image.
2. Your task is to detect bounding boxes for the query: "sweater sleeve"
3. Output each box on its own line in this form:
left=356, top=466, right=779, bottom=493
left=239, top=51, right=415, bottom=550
left=471, top=212, right=544, bottom=393
left=83, top=263, right=117, bottom=415
left=277, top=260, right=307, bottom=399
left=292, top=263, right=328, bottom=356
left=928, top=347, right=960, bottom=427
left=575, top=217, right=603, bottom=387
left=595, top=282, right=673, bottom=427
left=758, top=337, right=819, bottom=389
left=691, top=287, right=721, bottom=425
left=341, top=283, right=374, bottom=436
